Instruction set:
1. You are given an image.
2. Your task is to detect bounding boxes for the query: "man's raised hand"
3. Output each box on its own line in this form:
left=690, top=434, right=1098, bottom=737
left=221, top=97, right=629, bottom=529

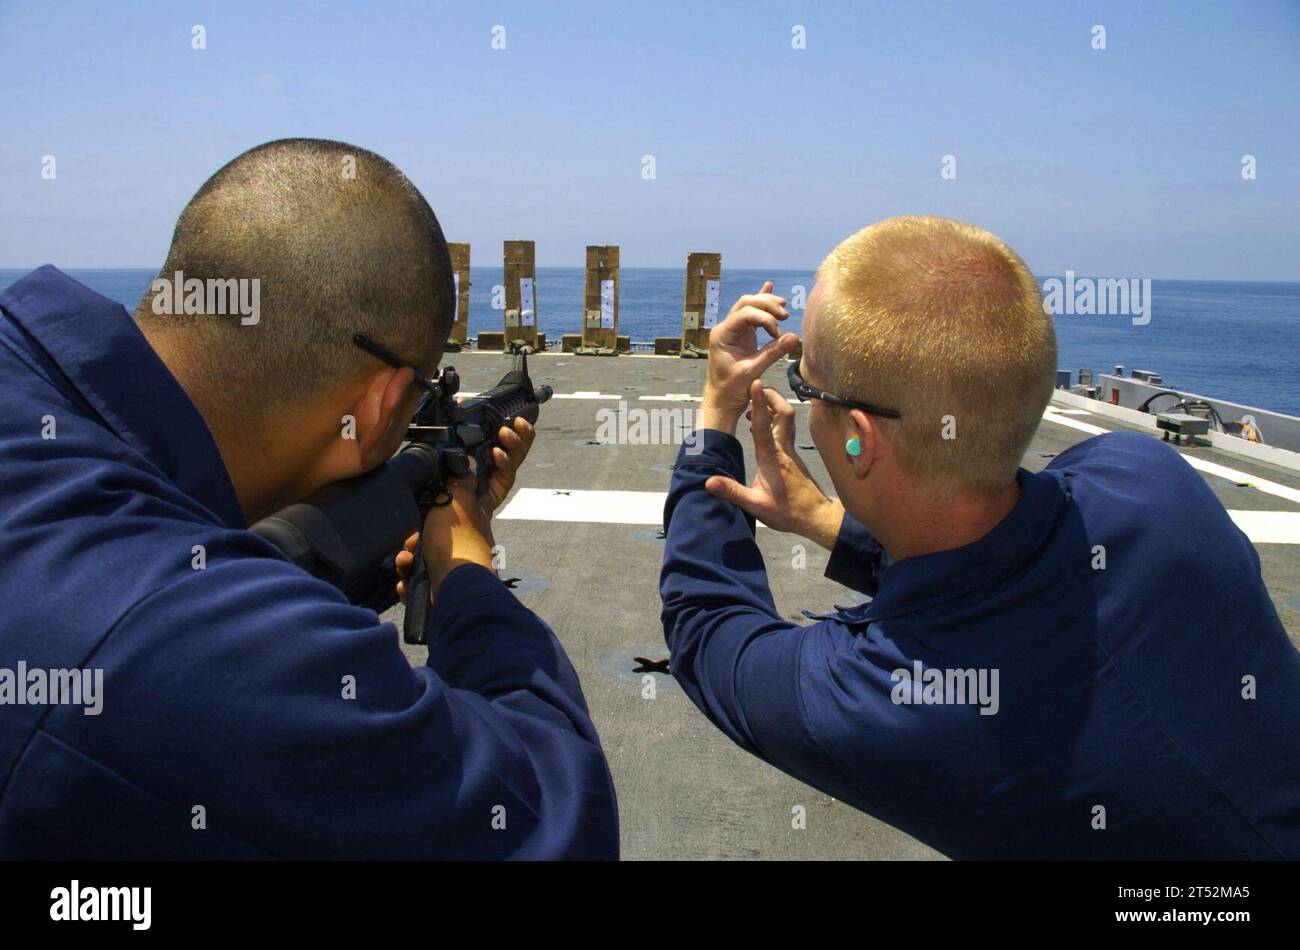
left=705, top=380, right=844, bottom=551
left=699, top=281, right=799, bottom=433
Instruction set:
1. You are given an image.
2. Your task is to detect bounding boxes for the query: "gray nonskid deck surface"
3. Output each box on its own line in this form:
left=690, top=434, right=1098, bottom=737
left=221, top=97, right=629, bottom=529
left=382, top=351, right=1300, bottom=860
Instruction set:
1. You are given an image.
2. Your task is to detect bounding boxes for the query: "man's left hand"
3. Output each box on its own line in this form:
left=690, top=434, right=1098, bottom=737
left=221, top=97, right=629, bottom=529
left=395, top=417, right=535, bottom=602
left=699, top=280, right=799, bottom=434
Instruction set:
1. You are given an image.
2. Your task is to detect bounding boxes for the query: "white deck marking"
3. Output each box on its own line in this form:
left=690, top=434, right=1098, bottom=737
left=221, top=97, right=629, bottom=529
left=497, top=489, right=1300, bottom=545
left=468, top=394, right=1300, bottom=508
left=497, top=488, right=668, bottom=525
left=1041, top=408, right=1109, bottom=436
left=1182, top=459, right=1300, bottom=506
left=1227, top=510, right=1300, bottom=544
left=460, top=390, right=620, bottom=400
left=469, top=388, right=812, bottom=406
left=467, top=398, right=1300, bottom=505
left=1039, top=409, right=1300, bottom=506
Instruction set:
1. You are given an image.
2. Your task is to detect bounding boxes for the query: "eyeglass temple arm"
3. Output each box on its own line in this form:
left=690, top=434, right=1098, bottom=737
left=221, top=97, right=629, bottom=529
left=353, top=334, right=439, bottom=394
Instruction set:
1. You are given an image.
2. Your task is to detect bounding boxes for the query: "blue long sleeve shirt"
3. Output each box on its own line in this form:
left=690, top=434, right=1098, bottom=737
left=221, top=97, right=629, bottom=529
left=661, top=428, right=1300, bottom=859
left=0, top=266, right=618, bottom=859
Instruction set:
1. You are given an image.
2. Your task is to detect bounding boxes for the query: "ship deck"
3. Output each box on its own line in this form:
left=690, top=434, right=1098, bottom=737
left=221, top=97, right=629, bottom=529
left=384, top=350, right=1300, bottom=860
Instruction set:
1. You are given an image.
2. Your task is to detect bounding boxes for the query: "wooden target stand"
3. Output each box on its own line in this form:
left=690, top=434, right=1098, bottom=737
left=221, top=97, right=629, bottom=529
left=503, top=239, right=541, bottom=351
left=446, top=242, right=470, bottom=350
left=679, top=252, right=721, bottom=358
left=578, top=244, right=619, bottom=355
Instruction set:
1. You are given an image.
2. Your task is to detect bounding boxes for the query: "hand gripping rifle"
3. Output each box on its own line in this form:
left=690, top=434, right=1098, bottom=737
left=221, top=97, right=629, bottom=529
left=251, top=343, right=552, bottom=645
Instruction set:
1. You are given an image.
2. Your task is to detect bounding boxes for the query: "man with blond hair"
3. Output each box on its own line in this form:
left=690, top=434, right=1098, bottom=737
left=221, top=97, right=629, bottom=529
left=660, top=216, right=1300, bottom=859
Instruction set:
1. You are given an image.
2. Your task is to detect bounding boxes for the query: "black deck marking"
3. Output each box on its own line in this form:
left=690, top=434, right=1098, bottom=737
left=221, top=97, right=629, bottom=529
left=632, top=656, right=672, bottom=675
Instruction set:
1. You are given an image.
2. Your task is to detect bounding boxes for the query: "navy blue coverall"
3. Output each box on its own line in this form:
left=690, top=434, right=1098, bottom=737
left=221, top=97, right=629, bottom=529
left=661, top=427, right=1299, bottom=858
left=0, top=266, right=618, bottom=859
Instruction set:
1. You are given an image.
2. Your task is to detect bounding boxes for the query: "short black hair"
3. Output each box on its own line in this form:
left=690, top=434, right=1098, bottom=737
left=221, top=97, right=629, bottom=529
left=136, top=138, right=454, bottom=407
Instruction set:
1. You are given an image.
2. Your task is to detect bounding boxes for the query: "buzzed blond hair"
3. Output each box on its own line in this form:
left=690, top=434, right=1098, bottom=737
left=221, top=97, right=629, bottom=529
left=815, top=216, right=1056, bottom=495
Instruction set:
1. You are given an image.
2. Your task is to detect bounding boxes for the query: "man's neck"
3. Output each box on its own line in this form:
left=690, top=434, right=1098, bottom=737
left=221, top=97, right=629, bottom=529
left=869, top=478, right=1022, bottom=562
left=204, top=411, right=319, bottom=524
left=139, top=327, right=326, bottom=524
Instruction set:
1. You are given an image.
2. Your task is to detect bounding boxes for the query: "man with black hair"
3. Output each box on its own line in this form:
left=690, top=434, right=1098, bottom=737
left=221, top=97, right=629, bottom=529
left=0, top=139, right=618, bottom=858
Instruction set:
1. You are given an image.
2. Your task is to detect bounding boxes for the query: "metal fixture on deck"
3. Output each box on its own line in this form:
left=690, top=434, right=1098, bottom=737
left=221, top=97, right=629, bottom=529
left=1155, top=412, right=1210, bottom=445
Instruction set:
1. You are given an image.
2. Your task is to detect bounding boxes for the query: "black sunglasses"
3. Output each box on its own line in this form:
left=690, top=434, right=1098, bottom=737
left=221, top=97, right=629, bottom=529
left=787, top=358, right=902, bottom=420
left=352, top=334, right=441, bottom=400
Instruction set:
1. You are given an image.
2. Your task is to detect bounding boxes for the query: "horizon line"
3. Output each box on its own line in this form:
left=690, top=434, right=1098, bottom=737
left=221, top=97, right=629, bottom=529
left=5, top=265, right=1299, bottom=286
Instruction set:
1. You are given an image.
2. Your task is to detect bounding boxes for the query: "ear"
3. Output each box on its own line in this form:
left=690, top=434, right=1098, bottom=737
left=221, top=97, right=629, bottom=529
left=354, top=365, right=415, bottom=469
left=847, top=409, right=887, bottom=479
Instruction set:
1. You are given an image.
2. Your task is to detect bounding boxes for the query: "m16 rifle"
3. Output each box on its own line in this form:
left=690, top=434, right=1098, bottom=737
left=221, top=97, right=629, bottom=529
left=251, top=351, right=552, bottom=645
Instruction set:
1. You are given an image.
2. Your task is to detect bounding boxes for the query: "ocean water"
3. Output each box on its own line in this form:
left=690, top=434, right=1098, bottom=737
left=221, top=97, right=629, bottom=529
left=3, top=267, right=1297, bottom=417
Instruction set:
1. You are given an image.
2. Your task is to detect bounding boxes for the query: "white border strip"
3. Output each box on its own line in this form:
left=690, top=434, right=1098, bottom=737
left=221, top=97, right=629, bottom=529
left=1186, top=458, right=1300, bottom=506
left=1041, top=407, right=1109, bottom=436
left=497, top=488, right=1300, bottom=544
left=1228, top=510, right=1300, bottom=544
left=1040, top=409, right=1300, bottom=505
left=497, top=488, right=667, bottom=525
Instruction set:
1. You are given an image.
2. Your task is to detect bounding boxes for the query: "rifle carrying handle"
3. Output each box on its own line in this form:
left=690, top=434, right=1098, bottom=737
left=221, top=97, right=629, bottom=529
left=401, top=539, right=432, bottom=645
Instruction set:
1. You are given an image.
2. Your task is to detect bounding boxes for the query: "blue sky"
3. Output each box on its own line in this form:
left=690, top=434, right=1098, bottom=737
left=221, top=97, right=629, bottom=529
left=1, top=0, right=1297, bottom=278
